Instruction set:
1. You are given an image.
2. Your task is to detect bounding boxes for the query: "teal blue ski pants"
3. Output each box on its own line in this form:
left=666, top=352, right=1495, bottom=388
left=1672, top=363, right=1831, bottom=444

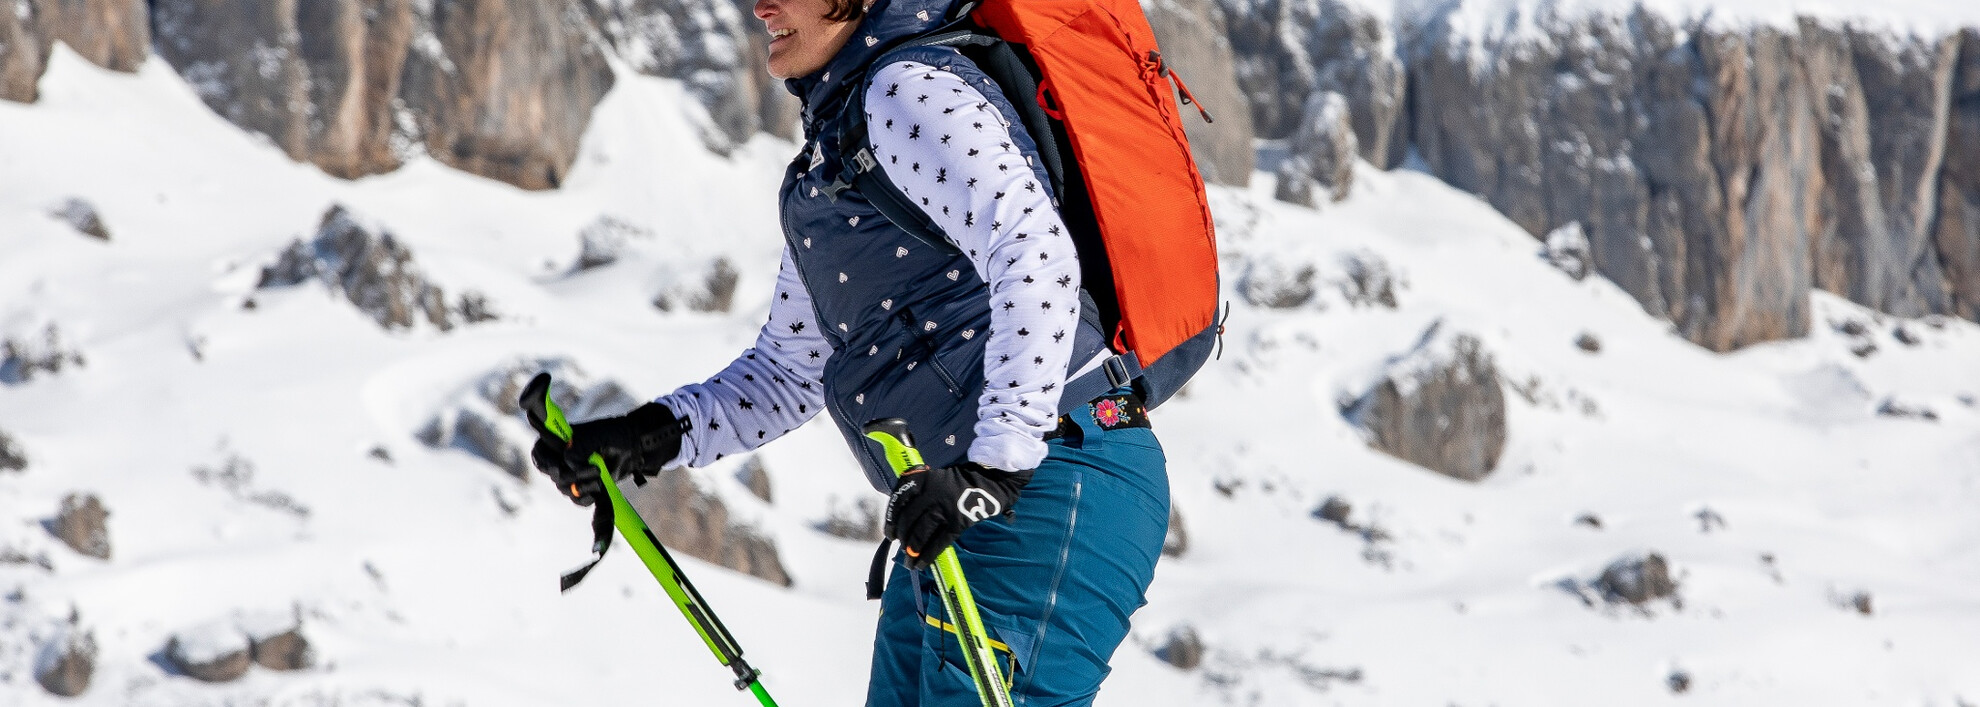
left=865, top=401, right=1170, bottom=707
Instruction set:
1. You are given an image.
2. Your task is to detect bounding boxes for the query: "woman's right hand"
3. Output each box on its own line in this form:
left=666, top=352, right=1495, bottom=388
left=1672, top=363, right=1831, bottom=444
left=529, top=402, right=689, bottom=505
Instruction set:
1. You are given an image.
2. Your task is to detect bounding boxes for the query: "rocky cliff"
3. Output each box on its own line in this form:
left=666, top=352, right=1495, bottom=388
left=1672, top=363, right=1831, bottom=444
left=1219, top=3, right=1980, bottom=349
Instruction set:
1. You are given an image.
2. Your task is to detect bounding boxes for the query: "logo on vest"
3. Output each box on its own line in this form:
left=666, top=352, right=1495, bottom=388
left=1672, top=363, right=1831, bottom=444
left=956, top=488, right=1001, bottom=522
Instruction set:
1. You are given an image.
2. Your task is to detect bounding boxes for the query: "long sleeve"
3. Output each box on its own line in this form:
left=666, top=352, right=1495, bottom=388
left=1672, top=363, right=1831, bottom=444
left=864, top=60, right=1084, bottom=471
left=655, top=247, right=830, bottom=467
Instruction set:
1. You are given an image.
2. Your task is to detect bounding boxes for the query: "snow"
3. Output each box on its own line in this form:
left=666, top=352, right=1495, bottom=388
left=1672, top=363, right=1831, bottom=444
left=4, top=38, right=1980, bottom=707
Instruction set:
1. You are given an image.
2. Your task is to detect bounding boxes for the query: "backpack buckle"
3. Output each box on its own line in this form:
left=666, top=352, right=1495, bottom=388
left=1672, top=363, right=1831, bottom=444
left=851, top=148, right=879, bottom=174
left=821, top=179, right=853, bottom=202
left=1103, top=356, right=1133, bottom=389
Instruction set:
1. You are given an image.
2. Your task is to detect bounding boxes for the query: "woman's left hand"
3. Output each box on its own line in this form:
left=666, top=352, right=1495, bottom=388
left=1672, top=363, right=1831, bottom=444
left=885, top=462, right=1032, bottom=569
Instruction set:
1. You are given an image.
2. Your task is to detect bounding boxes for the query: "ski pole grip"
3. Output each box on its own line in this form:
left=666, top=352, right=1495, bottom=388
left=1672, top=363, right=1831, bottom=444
left=862, top=418, right=927, bottom=476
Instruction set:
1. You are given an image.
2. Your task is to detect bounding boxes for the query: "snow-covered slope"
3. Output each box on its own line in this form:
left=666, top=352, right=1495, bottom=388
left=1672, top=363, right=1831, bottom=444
left=4, top=43, right=1979, bottom=706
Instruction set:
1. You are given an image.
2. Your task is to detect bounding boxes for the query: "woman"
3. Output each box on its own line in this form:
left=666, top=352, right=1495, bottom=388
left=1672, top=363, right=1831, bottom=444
left=529, top=0, right=1170, bottom=703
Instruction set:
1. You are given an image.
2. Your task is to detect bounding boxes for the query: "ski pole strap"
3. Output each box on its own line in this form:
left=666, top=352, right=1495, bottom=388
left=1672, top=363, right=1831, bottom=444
left=866, top=537, right=896, bottom=601
left=559, top=495, right=616, bottom=592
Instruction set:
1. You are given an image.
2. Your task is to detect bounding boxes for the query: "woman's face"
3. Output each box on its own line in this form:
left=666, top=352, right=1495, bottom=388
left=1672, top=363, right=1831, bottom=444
left=754, top=0, right=861, bottom=80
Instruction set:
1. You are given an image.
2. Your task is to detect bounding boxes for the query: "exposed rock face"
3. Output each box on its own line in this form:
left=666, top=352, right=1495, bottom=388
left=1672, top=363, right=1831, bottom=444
left=53, top=493, right=110, bottom=559
left=403, top=0, right=615, bottom=190
left=1145, top=0, right=1254, bottom=186
left=259, top=205, right=494, bottom=332
left=32, top=0, right=147, bottom=72
left=1347, top=326, right=1506, bottom=481
left=1, top=2, right=50, bottom=103
left=153, top=0, right=609, bottom=189
left=1937, top=29, right=1980, bottom=321
left=653, top=257, right=740, bottom=313
left=1274, top=91, right=1355, bottom=206
left=627, top=468, right=793, bottom=586
left=1219, top=0, right=1404, bottom=166
left=1238, top=260, right=1316, bottom=308
left=152, top=0, right=416, bottom=179
left=587, top=0, right=794, bottom=153
left=35, top=625, right=95, bottom=697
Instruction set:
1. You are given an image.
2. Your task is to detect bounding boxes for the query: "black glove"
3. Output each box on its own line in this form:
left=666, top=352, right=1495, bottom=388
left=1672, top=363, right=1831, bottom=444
left=529, top=402, right=688, bottom=505
left=885, top=462, right=1032, bottom=570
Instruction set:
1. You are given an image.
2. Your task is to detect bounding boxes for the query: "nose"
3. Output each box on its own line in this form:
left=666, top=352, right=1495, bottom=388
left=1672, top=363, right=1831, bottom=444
left=753, top=0, right=775, bottom=20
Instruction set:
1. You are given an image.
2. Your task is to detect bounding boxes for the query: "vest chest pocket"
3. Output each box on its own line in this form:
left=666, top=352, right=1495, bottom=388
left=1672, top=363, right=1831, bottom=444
left=897, top=308, right=967, bottom=400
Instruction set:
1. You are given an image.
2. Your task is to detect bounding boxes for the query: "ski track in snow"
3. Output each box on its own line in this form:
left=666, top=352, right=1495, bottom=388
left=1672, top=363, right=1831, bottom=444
left=3, top=42, right=1980, bottom=706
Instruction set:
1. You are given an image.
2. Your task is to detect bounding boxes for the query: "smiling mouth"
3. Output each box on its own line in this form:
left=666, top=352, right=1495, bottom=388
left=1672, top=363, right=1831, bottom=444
left=769, top=28, right=794, bottom=39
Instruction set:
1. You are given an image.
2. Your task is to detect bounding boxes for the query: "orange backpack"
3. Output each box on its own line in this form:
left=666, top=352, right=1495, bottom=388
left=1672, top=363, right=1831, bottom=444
left=839, top=0, right=1224, bottom=408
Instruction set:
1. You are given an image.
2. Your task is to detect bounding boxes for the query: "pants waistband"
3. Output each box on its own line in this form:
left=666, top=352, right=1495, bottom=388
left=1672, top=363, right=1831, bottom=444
left=1042, top=390, right=1150, bottom=441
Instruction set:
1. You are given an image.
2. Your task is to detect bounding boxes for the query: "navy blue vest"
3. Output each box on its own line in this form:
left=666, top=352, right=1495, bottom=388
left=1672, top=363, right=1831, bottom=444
left=783, top=29, right=1107, bottom=492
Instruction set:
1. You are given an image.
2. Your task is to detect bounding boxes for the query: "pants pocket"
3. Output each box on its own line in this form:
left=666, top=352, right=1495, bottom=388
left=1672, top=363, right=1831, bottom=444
left=919, top=599, right=1034, bottom=704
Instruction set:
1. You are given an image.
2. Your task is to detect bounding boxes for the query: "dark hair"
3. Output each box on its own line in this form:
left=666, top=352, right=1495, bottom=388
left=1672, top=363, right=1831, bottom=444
left=823, top=0, right=864, bottom=22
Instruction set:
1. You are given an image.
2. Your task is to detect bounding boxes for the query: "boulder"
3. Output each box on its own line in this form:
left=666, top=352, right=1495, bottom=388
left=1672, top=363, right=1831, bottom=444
left=626, top=468, right=792, bottom=586
left=1542, top=223, right=1593, bottom=281
left=573, top=215, right=653, bottom=271
left=53, top=493, right=110, bottom=559
left=402, top=0, right=615, bottom=190
left=1337, top=251, right=1397, bottom=308
left=1154, top=625, right=1204, bottom=670
left=421, top=358, right=639, bottom=480
left=1, top=1, right=48, bottom=103
left=1346, top=325, right=1506, bottom=481
left=1274, top=91, right=1355, bottom=206
left=164, top=627, right=251, bottom=683
left=249, top=627, right=313, bottom=671
left=30, top=0, right=148, bottom=72
left=1595, top=552, right=1678, bottom=605
left=1238, top=260, right=1315, bottom=309
left=34, top=624, right=95, bottom=697
left=51, top=197, right=110, bottom=240
left=653, top=257, right=740, bottom=313
left=0, top=428, right=26, bottom=472
left=1145, top=0, right=1254, bottom=186
left=259, top=205, right=494, bottom=332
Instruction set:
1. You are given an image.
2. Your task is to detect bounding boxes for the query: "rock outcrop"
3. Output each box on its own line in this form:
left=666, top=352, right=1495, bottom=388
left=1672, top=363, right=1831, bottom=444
left=53, top=493, right=110, bottom=559
left=1219, top=0, right=1405, bottom=167
left=1, top=2, right=49, bottom=103
left=1154, top=625, right=1204, bottom=670
left=1274, top=91, right=1355, bottom=206
left=1346, top=324, right=1507, bottom=481
left=249, top=626, right=313, bottom=671
left=34, top=623, right=95, bottom=697
left=259, top=205, right=496, bottom=332
left=164, top=628, right=251, bottom=683
left=0, top=428, right=26, bottom=472
left=153, top=0, right=610, bottom=189
left=627, top=468, right=793, bottom=586
left=1146, top=0, right=1254, bottom=186
left=420, top=358, right=641, bottom=481
left=1596, top=552, right=1679, bottom=605
left=402, top=0, right=615, bottom=189
left=33, top=0, right=146, bottom=72
left=51, top=197, right=110, bottom=240
left=587, top=0, right=795, bottom=153
left=1, top=323, right=86, bottom=384
left=1937, top=29, right=1980, bottom=321
left=1162, top=504, right=1188, bottom=558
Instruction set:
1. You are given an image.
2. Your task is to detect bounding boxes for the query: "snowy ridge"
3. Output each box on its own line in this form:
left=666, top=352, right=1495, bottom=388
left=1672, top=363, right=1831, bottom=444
left=1371, top=0, right=1980, bottom=41
left=2, top=39, right=1979, bottom=707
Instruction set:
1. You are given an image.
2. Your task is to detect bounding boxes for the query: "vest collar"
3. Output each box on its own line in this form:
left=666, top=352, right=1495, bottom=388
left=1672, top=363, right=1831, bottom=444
left=786, top=0, right=957, bottom=135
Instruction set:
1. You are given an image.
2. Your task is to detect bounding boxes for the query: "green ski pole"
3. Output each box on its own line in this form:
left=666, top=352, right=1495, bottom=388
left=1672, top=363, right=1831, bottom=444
left=519, top=373, right=780, bottom=707
left=862, top=419, right=1015, bottom=707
